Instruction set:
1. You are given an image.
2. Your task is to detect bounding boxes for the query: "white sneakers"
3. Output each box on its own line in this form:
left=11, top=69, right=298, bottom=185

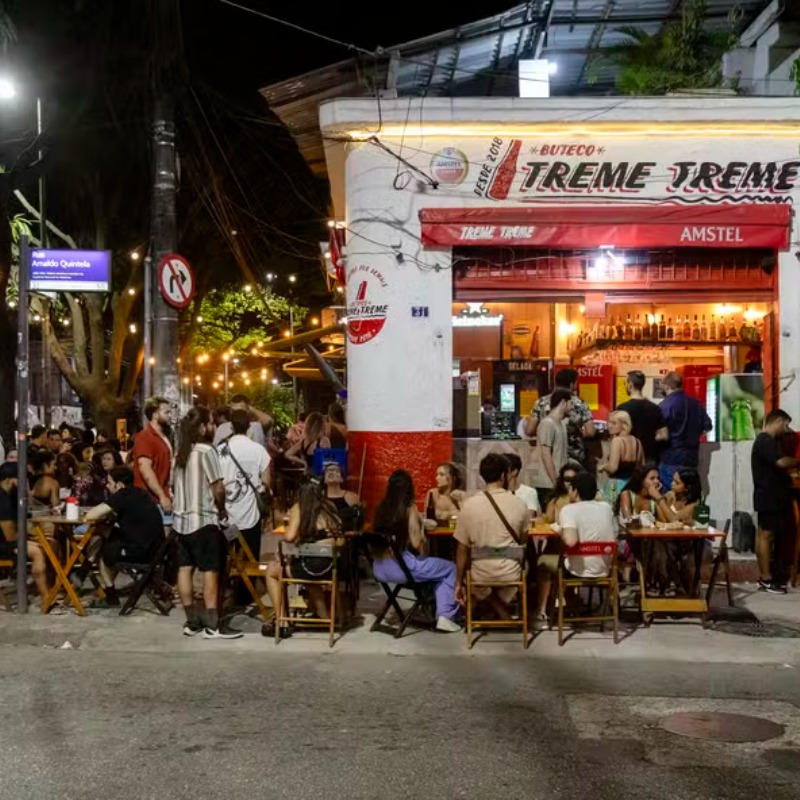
left=436, top=616, right=462, bottom=633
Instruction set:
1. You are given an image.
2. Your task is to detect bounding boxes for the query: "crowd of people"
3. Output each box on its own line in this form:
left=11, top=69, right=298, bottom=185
left=1, top=367, right=797, bottom=639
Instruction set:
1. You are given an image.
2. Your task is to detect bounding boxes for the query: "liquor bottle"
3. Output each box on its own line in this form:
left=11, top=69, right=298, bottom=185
left=666, top=317, right=675, bottom=340
left=426, top=492, right=437, bottom=521
left=709, top=315, right=717, bottom=340
left=624, top=314, right=633, bottom=339
left=754, top=319, right=763, bottom=342
left=691, top=315, right=701, bottom=341
left=633, top=314, right=643, bottom=341
left=700, top=314, right=708, bottom=340
left=718, top=317, right=727, bottom=341
left=658, top=314, right=667, bottom=340
left=616, top=315, right=624, bottom=340
left=728, top=317, right=738, bottom=340
left=649, top=315, right=659, bottom=341
left=739, top=319, right=751, bottom=342
left=529, top=326, right=540, bottom=358
left=682, top=315, right=692, bottom=340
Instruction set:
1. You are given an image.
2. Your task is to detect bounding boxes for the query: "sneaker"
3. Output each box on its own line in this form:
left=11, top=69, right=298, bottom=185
left=435, top=616, right=462, bottom=633
left=759, top=579, right=788, bottom=595
left=534, top=613, right=549, bottom=632
left=182, top=621, right=203, bottom=637
left=203, top=625, right=244, bottom=640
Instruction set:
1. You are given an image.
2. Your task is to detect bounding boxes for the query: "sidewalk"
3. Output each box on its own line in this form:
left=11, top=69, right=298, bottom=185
left=1, top=580, right=799, bottom=665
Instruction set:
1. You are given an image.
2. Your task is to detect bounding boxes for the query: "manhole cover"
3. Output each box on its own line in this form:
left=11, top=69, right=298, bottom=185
left=711, top=620, right=800, bottom=638
left=661, top=712, right=784, bottom=742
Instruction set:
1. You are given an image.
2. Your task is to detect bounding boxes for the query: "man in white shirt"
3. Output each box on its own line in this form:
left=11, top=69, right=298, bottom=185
left=504, top=453, right=541, bottom=515
left=213, top=394, right=271, bottom=448
left=534, top=471, right=616, bottom=629
left=217, top=409, right=271, bottom=561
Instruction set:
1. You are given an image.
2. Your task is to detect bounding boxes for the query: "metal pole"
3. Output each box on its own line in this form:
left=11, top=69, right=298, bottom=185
left=290, top=307, right=297, bottom=411
left=36, top=97, right=50, bottom=427
left=15, top=235, right=30, bottom=613
left=143, top=254, right=152, bottom=406
left=224, top=360, right=229, bottom=404
left=150, top=103, right=179, bottom=415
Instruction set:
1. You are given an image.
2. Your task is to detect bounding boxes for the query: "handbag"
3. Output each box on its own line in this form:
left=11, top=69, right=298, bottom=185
left=220, top=438, right=271, bottom=518
left=483, top=491, right=521, bottom=544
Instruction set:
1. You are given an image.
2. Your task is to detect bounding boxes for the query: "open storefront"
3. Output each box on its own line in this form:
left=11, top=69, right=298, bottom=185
left=321, top=97, right=800, bottom=521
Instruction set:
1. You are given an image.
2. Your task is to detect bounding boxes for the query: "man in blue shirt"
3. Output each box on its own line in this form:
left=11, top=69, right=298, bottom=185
left=658, top=371, right=712, bottom=487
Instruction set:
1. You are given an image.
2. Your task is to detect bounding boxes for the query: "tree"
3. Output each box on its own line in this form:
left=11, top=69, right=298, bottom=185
left=187, top=285, right=308, bottom=358
left=590, top=0, right=742, bottom=95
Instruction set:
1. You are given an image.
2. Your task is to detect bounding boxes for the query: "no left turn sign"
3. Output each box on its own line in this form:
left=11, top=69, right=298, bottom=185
left=158, top=253, right=195, bottom=309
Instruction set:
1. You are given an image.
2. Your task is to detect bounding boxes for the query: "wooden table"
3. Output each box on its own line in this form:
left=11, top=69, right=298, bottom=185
left=624, top=525, right=727, bottom=623
left=28, top=516, right=99, bottom=616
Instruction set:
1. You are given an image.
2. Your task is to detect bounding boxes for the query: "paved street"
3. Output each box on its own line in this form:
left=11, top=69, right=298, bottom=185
left=1, top=586, right=800, bottom=800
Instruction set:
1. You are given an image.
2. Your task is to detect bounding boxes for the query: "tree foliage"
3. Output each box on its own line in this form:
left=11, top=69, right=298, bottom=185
left=590, top=0, right=742, bottom=95
left=187, top=285, right=307, bottom=358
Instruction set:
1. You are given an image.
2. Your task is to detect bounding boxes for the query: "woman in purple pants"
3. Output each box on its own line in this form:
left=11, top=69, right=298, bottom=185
left=372, top=470, right=461, bottom=632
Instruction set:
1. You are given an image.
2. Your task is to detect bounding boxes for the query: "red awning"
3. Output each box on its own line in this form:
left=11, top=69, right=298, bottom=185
left=420, top=204, right=792, bottom=249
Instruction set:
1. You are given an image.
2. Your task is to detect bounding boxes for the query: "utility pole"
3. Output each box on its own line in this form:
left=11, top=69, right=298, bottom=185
left=147, top=0, right=181, bottom=415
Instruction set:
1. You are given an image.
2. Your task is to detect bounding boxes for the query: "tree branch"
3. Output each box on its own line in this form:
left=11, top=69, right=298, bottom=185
left=85, top=294, right=106, bottom=382
left=13, top=190, right=78, bottom=249
left=64, top=293, right=90, bottom=376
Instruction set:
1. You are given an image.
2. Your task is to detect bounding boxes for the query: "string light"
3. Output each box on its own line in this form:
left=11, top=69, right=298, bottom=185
left=130, top=252, right=140, bottom=261
left=283, top=329, right=291, bottom=338
left=212, top=381, right=219, bottom=390
left=129, top=323, right=137, bottom=334
left=244, top=284, right=252, bottom=293
left=310, top=316, right=320, bottom=326
left=148, top=356, right=156, bottom=366
left=182, top=377, right=190, bottom=385
left=196, top=316, right=203, bottom=323
left=271, top=378, right=279, bottom=385
left=288, top=275, right=297, bottom=284
left=127, top=287, right=136, bottom=296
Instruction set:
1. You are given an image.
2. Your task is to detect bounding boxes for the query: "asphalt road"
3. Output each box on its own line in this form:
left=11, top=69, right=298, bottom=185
left=0, top=649, right=798, bottom=800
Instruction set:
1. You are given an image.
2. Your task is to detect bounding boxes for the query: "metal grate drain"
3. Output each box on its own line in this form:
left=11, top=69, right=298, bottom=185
left=661, top=712, right=785, bottom=742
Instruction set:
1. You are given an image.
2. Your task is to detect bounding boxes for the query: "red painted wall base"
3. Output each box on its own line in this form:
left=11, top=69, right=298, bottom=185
left=348, top=430, right=453, bottom=514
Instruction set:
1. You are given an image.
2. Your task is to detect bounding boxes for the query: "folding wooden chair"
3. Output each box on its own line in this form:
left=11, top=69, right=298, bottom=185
left=362, top=532, right=436, bottom=638
left=557, top=541, right=619, bottom=646
left=466, top=545, right=529, bottom=649
left=0, top=557, right=14, bottom=611
left=275, top=540, right=343, bottom=647
left=227, top=532, right=271, bottom=621
left=118, top=531, right=177, bottom=616
left=706, top=519, right=734, bottom=607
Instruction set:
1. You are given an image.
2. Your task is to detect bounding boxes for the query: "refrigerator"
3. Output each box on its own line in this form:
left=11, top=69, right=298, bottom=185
left=705, top=373, right=765, bottom=443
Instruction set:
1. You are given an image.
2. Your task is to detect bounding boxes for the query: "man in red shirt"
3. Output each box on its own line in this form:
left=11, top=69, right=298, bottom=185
left=133, top=397, right=174, bottom=519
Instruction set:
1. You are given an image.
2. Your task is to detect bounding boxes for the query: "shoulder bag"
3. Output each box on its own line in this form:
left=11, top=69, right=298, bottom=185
left=220, top=437, right=271, bottom=519
left=483, top=491, right=521, bottom=544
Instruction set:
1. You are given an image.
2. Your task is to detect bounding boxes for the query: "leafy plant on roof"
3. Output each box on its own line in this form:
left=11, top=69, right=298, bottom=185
left=588, top=0, right=743, bottom=95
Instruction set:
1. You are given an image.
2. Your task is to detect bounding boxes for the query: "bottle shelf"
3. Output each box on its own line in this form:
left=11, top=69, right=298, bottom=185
left=570, top=338, right=761, bottom=360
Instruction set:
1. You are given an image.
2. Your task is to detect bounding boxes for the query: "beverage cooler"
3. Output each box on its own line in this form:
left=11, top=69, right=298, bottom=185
left=678, top=364, right=725, bottom=405
left=705, top=373, right=765, bottom=442
left=492, top=359, right=553, bottom=430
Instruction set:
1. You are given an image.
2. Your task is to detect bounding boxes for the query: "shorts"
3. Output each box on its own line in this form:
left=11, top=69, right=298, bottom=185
left=471, top=580, right=518, bottom=605
left=102, top=536, right=157, bottom=568
left=537, top=554, right=560, bottom=575
left=176, top=525, right=226, bottom=572
left=238, top=523, right=262, bottom=561
left=757, top=513, right=785, bottom=535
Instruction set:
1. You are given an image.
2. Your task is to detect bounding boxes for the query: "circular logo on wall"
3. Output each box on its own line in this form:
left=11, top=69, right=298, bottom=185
left=430, top=147, right=469, bottom=185
left=347, top=265, right=389, bottom=345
